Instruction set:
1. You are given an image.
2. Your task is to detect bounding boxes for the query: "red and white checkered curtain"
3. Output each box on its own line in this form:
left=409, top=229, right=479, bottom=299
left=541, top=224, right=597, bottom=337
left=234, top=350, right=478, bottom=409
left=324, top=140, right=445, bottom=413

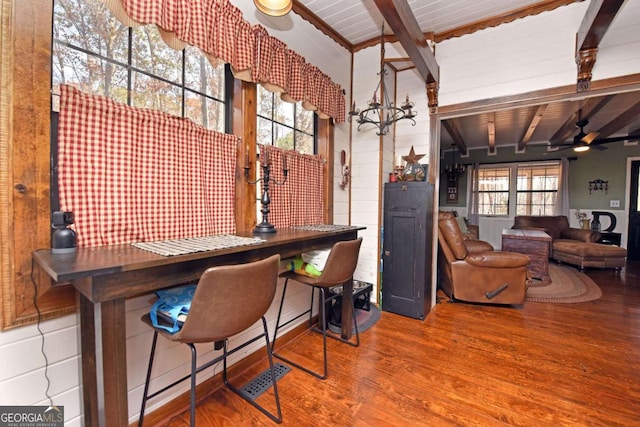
left=103, top=0, right=345, bottom=123
left=259, top=145, right=324, bottom=228
left=58, top=85, right=237, bottom=247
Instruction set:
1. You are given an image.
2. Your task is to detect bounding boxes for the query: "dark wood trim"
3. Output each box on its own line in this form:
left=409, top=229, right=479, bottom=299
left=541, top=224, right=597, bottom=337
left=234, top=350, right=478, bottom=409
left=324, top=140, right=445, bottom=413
left=434, top=0, right=584, bottom=43
left=373, top=0, right=439, bottom=84
left=233, top=80, right=257, bottom=234
left=2, top=0, right=77, bottom=330
left=292, top=0, right=351, bottom=51
left=316, top=118, right=334, bottom=223
left=437, top=73, right=640, bottom=118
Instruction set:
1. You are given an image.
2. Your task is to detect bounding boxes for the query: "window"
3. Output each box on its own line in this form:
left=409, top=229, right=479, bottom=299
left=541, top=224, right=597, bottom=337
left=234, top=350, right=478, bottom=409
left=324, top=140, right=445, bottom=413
left=477, top=167, right=510, bottom=215
left=474, top=162, right=560, bottom=216
left=256, top=85, right=315, bottom=154
left=516, top=164, right=559, bottom=215
left=51, top=0, right=227, bottom=132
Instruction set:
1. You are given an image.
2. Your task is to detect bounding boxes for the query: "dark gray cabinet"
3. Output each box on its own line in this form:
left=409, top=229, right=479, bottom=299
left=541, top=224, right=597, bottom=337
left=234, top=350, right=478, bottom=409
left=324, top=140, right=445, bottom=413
left=382, top=181, right=434, bottom=319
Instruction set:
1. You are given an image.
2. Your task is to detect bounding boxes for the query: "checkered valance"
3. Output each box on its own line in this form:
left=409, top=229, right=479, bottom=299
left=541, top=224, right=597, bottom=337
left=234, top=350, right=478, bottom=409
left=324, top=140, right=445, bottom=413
left=102, top=0, right=346, bottom=123
left=58, top=85, right=237, bottom=247
left=259, top=145, right=324, bottom=228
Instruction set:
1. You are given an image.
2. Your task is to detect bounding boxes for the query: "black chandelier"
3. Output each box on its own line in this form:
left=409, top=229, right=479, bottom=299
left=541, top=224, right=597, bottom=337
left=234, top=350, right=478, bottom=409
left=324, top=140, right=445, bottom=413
left=348, top=26, right=417, bottom=136
left=443, top=144, right=465, bottom=181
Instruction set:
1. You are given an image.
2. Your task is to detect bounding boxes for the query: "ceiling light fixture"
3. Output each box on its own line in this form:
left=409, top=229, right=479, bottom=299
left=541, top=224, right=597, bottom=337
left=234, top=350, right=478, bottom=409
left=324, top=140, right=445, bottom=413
left=254, top=0, right=292, bottom=17
left=573, top=145, right=590, bottom=152
left=443, top=144, right=465, bottom=181
left=349, top=25, right=417, bottom=136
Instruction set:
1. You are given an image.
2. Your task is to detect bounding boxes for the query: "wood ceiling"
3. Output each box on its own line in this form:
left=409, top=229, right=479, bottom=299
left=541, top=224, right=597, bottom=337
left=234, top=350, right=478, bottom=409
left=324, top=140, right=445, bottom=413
left=292, top=0, right=640, bottom=154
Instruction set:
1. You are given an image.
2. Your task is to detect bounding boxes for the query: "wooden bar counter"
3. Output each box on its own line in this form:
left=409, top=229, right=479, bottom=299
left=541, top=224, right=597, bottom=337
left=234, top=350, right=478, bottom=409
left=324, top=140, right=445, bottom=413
left=33, top=227, right=363, bottom=427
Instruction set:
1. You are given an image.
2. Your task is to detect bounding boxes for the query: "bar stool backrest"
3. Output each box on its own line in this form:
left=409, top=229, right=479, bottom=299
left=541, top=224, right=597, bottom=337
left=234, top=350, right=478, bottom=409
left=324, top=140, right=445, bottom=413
left=174, top=254, right=280, bottom=343
left=315, top=238, right=363, bottom=287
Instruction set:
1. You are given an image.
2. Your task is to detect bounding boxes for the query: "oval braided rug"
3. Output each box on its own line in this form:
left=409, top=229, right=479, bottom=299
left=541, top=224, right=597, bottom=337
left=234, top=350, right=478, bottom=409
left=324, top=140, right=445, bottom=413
left=525, top=263, right=602, bottom=303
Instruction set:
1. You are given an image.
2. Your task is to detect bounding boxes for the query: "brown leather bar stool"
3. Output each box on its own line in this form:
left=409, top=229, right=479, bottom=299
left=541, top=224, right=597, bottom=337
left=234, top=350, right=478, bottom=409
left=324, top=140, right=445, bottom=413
left=138, top=255, right=283, bottom=426
left=272, top=238, right=363, bottom=379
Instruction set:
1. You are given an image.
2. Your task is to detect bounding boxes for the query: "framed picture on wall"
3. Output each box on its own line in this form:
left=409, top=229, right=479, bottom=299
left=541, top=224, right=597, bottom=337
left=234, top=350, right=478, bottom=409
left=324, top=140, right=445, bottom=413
left=446, top=178, right=458, bottom=203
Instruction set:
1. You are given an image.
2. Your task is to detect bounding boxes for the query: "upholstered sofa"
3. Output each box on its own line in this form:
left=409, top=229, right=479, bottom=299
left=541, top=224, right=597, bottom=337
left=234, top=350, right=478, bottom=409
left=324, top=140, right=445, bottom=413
left=512, top=215, right=627, bottom=270
left=438, top=211, right=530, bottom=305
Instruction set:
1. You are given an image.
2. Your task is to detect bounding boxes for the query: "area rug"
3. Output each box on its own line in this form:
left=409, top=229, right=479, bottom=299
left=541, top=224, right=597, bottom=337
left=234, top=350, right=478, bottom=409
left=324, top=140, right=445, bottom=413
left=525, top=263, right=602, bottom=303
left=328, top=306, right=381, bottom=334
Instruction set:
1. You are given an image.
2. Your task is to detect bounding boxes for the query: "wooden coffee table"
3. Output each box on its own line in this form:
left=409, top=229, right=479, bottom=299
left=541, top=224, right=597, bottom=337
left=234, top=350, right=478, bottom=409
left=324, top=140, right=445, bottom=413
left=502, top=229, right=551, bottom=283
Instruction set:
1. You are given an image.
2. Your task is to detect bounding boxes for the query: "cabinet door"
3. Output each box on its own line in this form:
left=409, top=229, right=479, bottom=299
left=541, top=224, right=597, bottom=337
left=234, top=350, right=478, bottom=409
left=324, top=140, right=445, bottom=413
left=382, top=183, right=431, bottom=319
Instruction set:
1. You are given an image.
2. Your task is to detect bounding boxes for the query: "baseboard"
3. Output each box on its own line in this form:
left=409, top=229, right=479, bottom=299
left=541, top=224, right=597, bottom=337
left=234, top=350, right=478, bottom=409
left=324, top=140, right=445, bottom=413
left=131, top=319, right=312, bottom=427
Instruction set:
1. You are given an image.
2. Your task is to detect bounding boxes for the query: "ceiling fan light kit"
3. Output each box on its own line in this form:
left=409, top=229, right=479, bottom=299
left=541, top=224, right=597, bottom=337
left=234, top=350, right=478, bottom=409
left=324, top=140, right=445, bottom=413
left=549, top=115, right=640, bottom=153
left=254, top=0, right=292, bottom=16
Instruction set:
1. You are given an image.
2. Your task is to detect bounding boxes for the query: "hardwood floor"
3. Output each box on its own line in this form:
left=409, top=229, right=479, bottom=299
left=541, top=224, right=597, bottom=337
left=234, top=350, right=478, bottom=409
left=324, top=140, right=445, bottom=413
left=162, top=261, right=640, bottom=426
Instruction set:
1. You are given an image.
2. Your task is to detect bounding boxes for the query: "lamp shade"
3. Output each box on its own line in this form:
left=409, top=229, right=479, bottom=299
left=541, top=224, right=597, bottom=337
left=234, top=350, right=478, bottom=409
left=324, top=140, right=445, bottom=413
left=254, top=0, right=292, bottom=16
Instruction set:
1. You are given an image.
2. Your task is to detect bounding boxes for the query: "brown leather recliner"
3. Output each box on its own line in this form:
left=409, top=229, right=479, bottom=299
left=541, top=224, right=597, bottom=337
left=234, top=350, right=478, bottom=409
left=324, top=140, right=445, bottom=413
left=438, top=212, right=530, bottom=305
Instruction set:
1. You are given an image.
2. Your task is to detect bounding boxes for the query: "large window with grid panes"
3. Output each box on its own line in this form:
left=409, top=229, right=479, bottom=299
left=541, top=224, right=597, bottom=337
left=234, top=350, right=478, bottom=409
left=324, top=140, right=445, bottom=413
left=475, top=162, right=559, bottom=216
left=51, top=0, right=228, bottom=130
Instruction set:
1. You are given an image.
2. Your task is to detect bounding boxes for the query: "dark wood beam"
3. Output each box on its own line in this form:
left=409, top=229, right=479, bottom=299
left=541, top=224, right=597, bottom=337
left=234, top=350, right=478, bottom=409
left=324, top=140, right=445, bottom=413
left=488, top=112, right=496, bottom=154
left=630, top=126, right=640, bottom=143
left=596, top=100, right=640, bottom=138
left=441, top=119, right=467, bottom=155
left=373, top=0, right=439, bottom=84
left=549, top=95, right=615, bottom=144
left=575, top=0, right=624, bottom=90
left=519, top=104, right=547, bottom=150
left=292, top=1, right=352, bottom=51
left=576, top=0, right=625, bottom=52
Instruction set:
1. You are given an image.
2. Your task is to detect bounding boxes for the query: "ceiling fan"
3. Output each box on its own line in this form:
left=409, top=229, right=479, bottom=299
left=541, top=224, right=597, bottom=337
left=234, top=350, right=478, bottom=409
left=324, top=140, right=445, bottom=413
left=550, top=117, right=640, bottom=153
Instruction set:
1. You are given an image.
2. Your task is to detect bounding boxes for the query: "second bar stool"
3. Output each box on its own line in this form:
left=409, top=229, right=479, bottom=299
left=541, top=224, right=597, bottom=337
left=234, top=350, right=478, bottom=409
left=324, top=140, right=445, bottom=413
left=272, top=238, right=363, bottom=379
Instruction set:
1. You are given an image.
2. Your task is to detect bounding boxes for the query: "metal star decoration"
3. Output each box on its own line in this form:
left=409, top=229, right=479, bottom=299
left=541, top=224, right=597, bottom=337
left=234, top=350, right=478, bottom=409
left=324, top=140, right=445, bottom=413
left=402, top=146, right=425, bottom=164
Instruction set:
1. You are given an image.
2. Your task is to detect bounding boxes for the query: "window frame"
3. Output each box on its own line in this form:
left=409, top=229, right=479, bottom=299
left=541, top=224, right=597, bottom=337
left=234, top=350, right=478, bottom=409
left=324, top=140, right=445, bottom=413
left=516, top=163, right=560, bottom=216
left=256, top=85, right=317, bottom=154
left=473, top=161, right=560, bottom=217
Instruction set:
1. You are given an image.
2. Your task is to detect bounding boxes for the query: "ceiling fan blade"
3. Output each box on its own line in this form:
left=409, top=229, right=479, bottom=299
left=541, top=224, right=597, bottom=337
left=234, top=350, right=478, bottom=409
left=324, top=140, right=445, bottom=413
left=581, top=131, right=599, bottom=145
left=592, top=134, right=640, bottom=145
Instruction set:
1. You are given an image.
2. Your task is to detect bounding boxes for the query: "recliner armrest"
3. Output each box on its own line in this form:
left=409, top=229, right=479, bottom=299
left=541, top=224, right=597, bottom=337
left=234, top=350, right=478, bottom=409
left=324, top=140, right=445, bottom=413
left=465, top=251, right=530, bottom=268
left=465, top=239, right=494, bottom=254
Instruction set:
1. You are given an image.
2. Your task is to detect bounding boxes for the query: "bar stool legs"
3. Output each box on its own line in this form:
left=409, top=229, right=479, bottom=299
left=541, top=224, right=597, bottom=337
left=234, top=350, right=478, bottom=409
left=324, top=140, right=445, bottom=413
left=271, top=278, right=360, bottom=380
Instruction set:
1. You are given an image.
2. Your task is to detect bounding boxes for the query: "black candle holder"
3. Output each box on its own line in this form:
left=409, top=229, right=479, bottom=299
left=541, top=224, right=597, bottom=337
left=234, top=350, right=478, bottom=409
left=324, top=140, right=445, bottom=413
left=245, top=152, right=288, bottom=234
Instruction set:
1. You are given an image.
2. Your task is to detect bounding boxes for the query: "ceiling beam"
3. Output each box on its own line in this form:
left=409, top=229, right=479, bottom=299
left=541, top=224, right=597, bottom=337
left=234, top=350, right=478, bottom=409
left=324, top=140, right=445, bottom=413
left=576, top=0, right=624, bottom=51
left=575, top=0, right=625, bottom=91
left=372, top=0, right=439, bottom=85
left=549, top=95, right=615, bottom=144
left=596, top=100, right=640, bottom=139
left=487, top=112, right=496, bottom=154
left=630, top=126, right=640, bottom=143
left=441, top=120, right=467, bottom=155
left=519, top=104, right=548, bottom=150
